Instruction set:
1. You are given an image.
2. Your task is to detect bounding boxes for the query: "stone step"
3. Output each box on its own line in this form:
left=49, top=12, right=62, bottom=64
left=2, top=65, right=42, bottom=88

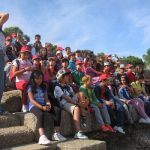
left=0, top=114, right=20, bottom=128
left=2, top=142, right=57, bottom=150
left=0, top=126, right=35, bottom=149
left=57, top=139, right=106, bottom=150
left=4, top=139, right=106, bottom=150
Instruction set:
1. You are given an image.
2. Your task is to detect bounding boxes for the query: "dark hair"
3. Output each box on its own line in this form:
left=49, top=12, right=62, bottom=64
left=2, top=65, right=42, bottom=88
left=35, top=34, right=41, bottom=39
left=27, top=70, right=46, bottom=94
left=65, top=47, right=70, bottom=51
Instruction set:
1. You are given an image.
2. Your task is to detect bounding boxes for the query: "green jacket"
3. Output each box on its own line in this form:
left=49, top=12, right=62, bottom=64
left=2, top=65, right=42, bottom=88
left=71, top=70, right=84, bottom=86
left=80, top=86, right=99, bottom=106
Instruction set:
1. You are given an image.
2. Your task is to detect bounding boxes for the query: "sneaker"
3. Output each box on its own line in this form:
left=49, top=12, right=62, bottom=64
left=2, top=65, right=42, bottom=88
left=139, top=118, right=147, bottom=124
left=52, top=132, right=67, bottom=141
left=22, top=105, right=28, bottom=113
left=74, top=131, right=88, bottom=139
left=80, top=116, right=87, bottom=128
left=105, top=125, right=116, bottom=132
left=145, top=118, right=150, bottom=124
left=100, top=125, right=110, bottom=132
left=38, top=135, right=51, bottom=145
left=114, top=126, right=125, bottom=134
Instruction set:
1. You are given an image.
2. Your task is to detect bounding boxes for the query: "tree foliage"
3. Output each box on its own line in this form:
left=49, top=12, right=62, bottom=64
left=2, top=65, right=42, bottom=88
left=143, top=48, right=150, bottom=66
left=121, top=56, right=144, bottom=67
left=3, top=26, right=23, bottom=36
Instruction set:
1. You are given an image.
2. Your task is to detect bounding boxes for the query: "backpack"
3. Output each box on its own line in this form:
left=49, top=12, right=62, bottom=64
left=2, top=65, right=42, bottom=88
left=47, top=81, right=61, bottom=107
left=4, top=59, right=20, bottom=90
left=47, top=81, right=69, bottom=107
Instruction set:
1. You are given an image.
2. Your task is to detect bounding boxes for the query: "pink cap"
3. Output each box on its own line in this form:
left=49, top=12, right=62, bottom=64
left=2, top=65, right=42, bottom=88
left=56, top=46, right=64, bottom=51
left=76, top=60, right=83, bottom=65
left=5, top=36, right=12, bottom=41
left=100, top=74, right=108, bottom=80
left=11, top=33, right=17, bottom=38
left=32, top=55, right=40, bottom=60
left=20, top=46, right=30, bottom=52
left=126, top=64, right=133, bottom=69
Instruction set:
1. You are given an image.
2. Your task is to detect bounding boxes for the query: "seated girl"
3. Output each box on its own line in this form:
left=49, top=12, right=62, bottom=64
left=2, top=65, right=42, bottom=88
left=119, top=75, right=150, bottom=124
left=27, top=70, right=66, bottom=145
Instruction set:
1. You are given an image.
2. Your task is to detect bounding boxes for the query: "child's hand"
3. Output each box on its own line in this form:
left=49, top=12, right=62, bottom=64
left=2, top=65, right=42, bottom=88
left=42, top=105, right=51, bottom=111
left=25, top=67, right=32, bottom=71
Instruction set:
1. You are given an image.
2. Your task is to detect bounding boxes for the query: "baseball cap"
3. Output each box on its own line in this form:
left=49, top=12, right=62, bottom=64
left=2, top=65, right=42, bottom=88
left=56, top=46, right=64, bottom=51
left=32, top=55, right=40, bottom=60
left=120, top=64, right=125, bottom=69
left=5, top=36, right=12, bottom=41
left=76, top=60, right=83, bottom=65
left=100, top=74, right=108, bottom=81
left=56, top=70, right=71, bottom=80
left=56, top=50, right=62, bottom=55
left=104, top=61, right=110, bottom=66
left=126, top=64, right=133, bottom=69
left=20, top=46, right=30, bottom=53
left=11, top=33, right=17, bottom=38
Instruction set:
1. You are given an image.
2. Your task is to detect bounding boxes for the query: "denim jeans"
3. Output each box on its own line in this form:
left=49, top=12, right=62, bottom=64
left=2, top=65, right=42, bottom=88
left=90, top=103, right=111, bottom=126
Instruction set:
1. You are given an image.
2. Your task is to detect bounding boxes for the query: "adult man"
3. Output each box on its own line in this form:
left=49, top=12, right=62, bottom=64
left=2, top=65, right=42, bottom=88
left=0, top=12, right=9, bottom=113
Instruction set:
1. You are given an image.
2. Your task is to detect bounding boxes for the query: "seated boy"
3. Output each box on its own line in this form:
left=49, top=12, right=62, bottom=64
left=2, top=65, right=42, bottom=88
left=54, top=70, right=88, bottom=139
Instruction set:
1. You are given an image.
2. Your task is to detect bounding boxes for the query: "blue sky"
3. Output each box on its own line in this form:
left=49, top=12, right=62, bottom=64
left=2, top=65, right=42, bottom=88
left=1, top=0, right=150, bottom=58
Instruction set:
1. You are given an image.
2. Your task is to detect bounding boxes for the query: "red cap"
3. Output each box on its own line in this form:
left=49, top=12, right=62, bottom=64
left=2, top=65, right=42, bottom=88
left=56, top=46, right=64, bottom=51
left=100, top=74, right=108, bottom=81
left=126, top=64, right=133, bottom=69
left=11, top=33, right=17, bottom=38
left=5, top=36, right=12, bottom=41
left=20, top=46, right=30, bottom=52
left=76, top=60, right=83, bottom=65
left=32, top=55, right=40, bottom=60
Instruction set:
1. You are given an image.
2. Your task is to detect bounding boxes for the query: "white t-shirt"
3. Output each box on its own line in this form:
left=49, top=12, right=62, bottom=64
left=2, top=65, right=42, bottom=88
left=13, top=59, right=32, bottom=82
left=54, top=85, right=74, bottom=106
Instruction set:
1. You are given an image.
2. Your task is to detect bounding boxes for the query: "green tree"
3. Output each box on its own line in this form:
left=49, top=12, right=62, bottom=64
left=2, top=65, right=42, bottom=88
left=3, top=26, right=23, bottom=36
left=143, top=48, right=150, bottom=66
left=121, top=56, right=144, bottom=67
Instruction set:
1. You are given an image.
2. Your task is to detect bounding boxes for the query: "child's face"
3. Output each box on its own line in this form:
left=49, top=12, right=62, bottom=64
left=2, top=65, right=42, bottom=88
left=121, top=78, right=126, bottom=85
left=120, top=68, right=125, bottom=73
left=76, top=64, right=82, bottom=71
left=71, top=55, right=76, bottom=61
left=48, top=60, right=56, bottom=67
left=85, top=79, right=91, bottom=87
left=20, top=52, right=30, bottom=60
left=56, top=53, right=62, bottom=59
left=34, top=75, right=43, bottom=86
left=41, top=49, right=47, bottom=55
left=63, top=74, right=70, bottom=83
left=62, top=62, right=68, bottom=68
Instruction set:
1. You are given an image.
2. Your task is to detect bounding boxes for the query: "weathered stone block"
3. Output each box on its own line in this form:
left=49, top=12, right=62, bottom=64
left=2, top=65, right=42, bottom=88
left=1, top=90, right=22, bottom=113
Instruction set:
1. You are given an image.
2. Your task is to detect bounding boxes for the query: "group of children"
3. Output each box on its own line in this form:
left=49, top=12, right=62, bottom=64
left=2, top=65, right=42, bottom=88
left=3, top=34, right=150, bottom=145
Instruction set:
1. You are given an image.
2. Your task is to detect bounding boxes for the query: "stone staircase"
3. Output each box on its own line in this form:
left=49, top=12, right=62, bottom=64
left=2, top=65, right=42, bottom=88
left=3, top=90, right=150, bottom=150
left=0, top=90, right=106, bottom=150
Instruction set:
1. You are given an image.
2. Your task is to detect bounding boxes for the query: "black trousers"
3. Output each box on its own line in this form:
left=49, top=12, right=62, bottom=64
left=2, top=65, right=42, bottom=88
left=30, top=106, right=61, bottom=128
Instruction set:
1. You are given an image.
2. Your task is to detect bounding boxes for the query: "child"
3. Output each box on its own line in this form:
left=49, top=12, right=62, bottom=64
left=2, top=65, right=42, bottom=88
left=71, top=60, right=85, bottom=87
left=119, top=75, right=150, bottom=124
left=80, top=75, right=114, bottom=132
left=94, top=74, right=126, bottom=134
left=12, top=45, right=33, bottom=112
left=27, top=70, right=66, bottom=145
left=68, top=52, right=76, bottom=71
left=54, top=70, right=88, bottom=139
